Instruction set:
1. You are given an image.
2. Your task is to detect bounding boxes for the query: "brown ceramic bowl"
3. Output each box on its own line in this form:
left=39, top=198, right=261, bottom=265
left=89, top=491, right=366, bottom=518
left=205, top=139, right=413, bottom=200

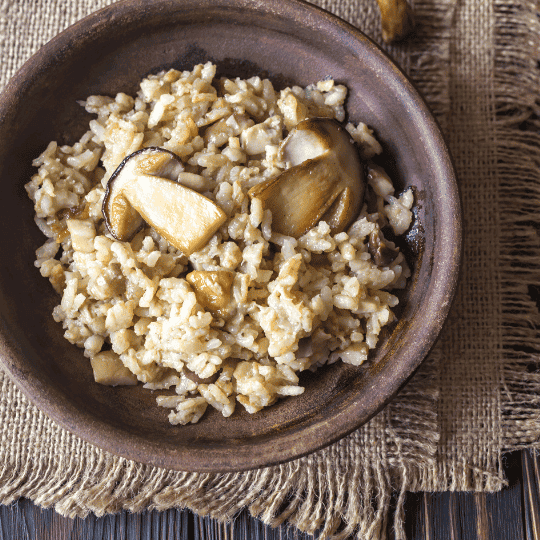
left=0, top=0, right=461, bottom=472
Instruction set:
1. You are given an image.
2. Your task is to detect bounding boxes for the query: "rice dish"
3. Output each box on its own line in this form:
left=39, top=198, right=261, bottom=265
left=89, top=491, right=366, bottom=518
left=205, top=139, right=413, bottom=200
left=25, top=62, right=413, bottom=425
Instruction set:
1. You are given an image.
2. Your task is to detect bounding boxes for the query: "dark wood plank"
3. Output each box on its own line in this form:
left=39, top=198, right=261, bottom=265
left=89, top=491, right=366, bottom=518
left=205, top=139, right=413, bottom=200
left=404, top=492, right=424, bottom=540
left=0, top=502, right=197, bottom=540
left=0, top=451, right=535, bottom=540
left=422, top=493, right=433, bottom=540
left=485, top=451, right=525, bottom=540
left=522, top=450, right=540, bottom=540
left=427, top=492, right=456, bottom=539
left=404, top=452, right=527, bottom=540
left=453, top=492, right=479, bottom=540
left=474, top=493, right=489, bottom=540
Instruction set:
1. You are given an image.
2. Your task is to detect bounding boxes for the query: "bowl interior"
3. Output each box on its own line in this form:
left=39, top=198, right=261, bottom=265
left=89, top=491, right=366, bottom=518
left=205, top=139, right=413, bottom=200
left=0, top=0, right=460, bottom=471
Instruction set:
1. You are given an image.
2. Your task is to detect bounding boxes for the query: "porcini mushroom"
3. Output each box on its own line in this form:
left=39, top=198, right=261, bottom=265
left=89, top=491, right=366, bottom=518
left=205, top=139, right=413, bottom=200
left=248, top=118, right=364, bottom=238
left=186, top=270, right=235, bottom=316
left=376, top=0, right=415, bottom=43
left=103, top=147, right=226, bottom=255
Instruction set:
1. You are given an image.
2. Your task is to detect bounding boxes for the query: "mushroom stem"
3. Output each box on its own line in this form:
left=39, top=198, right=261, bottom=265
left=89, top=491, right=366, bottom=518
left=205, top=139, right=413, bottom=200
left=126, top=174, right=226, bottom=255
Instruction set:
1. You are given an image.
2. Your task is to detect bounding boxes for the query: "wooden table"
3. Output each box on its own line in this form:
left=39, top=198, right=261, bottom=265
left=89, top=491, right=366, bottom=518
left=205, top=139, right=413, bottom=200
left=1, top=449, right=537, bottom=539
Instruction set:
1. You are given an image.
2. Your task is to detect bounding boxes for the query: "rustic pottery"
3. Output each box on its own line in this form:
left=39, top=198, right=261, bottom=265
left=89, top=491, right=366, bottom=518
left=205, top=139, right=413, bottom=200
left=0, top=0, right=461, bottom=472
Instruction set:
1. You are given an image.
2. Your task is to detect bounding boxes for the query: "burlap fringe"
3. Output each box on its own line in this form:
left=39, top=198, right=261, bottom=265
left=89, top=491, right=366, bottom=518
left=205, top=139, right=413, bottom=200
left=0, top=361, right=440, bottom=539
left=494, top=0, right=540, bottom=452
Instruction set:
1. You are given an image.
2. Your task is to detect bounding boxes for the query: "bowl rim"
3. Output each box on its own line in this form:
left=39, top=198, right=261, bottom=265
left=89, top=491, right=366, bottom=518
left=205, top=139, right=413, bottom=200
left=0, top=0, right=462, bottom=472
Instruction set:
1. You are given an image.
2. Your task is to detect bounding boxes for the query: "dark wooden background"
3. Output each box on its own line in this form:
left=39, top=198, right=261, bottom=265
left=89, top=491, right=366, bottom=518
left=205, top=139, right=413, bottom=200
left=0, top=449, right=538, bottom=539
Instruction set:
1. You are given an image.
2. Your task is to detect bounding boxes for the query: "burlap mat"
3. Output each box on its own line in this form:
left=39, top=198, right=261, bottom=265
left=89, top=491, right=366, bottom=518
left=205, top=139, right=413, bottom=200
left=1, top=0, right=540, bottom=538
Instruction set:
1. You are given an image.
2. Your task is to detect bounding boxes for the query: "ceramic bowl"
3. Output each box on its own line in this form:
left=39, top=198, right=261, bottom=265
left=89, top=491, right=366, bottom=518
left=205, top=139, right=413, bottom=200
left=0, top=0, right=461, bottom=472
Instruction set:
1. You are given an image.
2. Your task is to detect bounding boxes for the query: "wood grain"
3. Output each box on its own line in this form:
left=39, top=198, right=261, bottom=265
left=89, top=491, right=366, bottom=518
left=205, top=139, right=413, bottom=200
left=522, top=450, right=540, bottom=540
left=0, top=450, right=536, bottom=539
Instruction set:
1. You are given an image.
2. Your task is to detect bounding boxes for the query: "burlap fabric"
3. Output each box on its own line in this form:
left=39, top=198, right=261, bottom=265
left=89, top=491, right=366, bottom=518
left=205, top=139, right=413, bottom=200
left=1, top=0, right=540, bottom=538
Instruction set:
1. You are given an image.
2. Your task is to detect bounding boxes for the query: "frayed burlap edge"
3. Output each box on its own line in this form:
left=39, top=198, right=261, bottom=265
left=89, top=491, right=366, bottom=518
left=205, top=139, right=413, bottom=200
left=495, top=0, right=540, bottom=453
left=0, top=358, right=440, bottom=540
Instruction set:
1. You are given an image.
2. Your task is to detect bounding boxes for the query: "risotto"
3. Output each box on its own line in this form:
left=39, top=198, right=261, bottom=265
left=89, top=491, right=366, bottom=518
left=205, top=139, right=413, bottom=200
left=25, top=62, right=414, bottom=425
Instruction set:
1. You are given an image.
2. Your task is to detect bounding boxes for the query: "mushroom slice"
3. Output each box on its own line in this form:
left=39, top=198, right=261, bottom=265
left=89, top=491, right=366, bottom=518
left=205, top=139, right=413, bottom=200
left=186, top=270, right=235, bottom=316
left=183, top=368, right=220, bottom=385
left=248, top=118, right=364, bottom=238
left=368, top=229, right=399, bottom=266
left=103, top=147, right=226, bottom=255
left=90, top=351, right=138, bottom=386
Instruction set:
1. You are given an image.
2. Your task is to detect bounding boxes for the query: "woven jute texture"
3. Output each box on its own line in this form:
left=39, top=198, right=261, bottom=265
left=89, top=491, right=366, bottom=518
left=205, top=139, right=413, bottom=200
left=1, top=0, right=540, bottom=538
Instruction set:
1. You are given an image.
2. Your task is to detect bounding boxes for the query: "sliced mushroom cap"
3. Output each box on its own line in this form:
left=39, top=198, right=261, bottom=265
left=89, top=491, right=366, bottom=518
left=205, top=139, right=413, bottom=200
left=103, top=147, right=226, bottom=255
left=248, top=118, right=364, bottom=238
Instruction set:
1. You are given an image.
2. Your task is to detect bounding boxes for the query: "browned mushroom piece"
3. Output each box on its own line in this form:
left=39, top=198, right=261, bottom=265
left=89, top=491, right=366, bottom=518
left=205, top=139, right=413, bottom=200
left=90, top=351, right=138, bottom=386
left=376, top=0, right=415, bottom=43
left=248, top=118, right=365, bottom=238
left=186, top=270, right=235, bottom=316
left=368, top=229, right=399, bottom=266
left=102, top=147, right=226, bottom=255
left=183, top=368, right=220, bottom=385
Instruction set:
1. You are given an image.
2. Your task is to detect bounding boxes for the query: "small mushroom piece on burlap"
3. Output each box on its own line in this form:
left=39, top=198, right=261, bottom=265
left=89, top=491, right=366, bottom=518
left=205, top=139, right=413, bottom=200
left=248, top=118, right=365, bottom=238
left=376, top=0, right=415, bottom=43
left=102, top=147, right=226, bottom=255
